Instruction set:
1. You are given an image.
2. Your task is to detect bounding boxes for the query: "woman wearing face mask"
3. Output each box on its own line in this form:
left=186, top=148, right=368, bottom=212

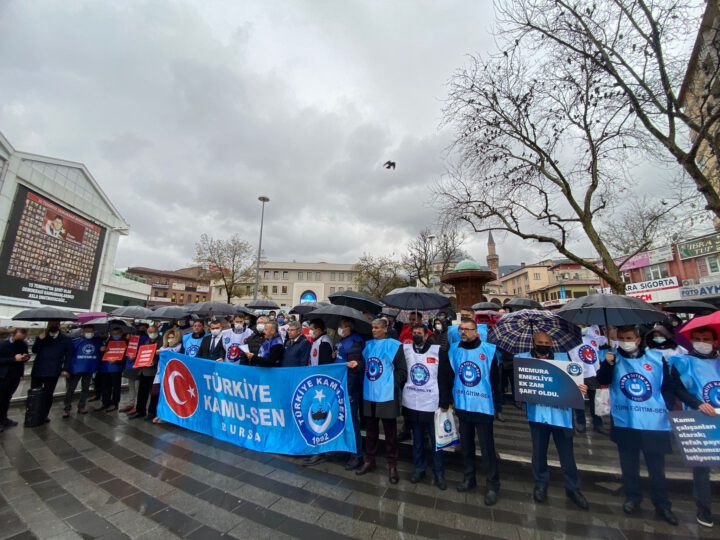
left=129, top=325, right=162, bottom=420
left=147, top=329, right=182, bottom=424
left=430, top=318, right=449, bottom=353
left=645, top=324, right=687, bottom=361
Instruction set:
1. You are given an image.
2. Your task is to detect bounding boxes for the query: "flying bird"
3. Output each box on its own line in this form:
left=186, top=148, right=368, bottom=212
left=383, top=161, right=396, bottom=170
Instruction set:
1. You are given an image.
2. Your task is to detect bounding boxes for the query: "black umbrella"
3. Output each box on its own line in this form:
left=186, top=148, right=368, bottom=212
left=289, top=302, right=323, bottom=315
left=664, top=300, right=717, bottom=315
left=246, top=299, right=280, bottom=310
left=12, top=307, right=78, bottom=322
left=84, top=317, right=135, bottom=334
left=147, top=305, right=189, bottom=321
left=505, top=298, right=542, bottom=311
left=306, top=304, right=372, bottom=334
left=185, top=301, right=236, bottom=317
left=234, top=305, right=256, bottom=317
left=110, top=306, right=154, bottom=319
left=328, top=290, right=383, bottom=315
left=382, top=287, right=450, bottom=311
left=472, top=302, right=502, bottom=311
left=557, top=294, right=666, bottom=327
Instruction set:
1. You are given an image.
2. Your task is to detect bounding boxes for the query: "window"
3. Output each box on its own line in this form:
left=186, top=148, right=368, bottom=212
left=262, top=285, right=268, bottom=294
left=707, top=254, right=720, bottom=274
left=339, top=272, right=344, bottom=281
left=274, top=271, right=279, bottom=279
left=642, top=264, right=670, bottom=281
left=178, top=294, right=184, bottom=304
left=282, top=286, right=287, bottom=294
left=298, top=272, right=303, bottom=280
left=330, top=286, right=336, bottom=294
left=282, top=271, right=288, bottom=280
left=339, top=287, right=344, bottom=292
left=272, top=286, right=278, bottom=294
left=346, top=287, right=352, bottom=291
left=533, top=273, right=541, bottom=280
left=195, top=295, right=199, bottom=302
left=315, top=272, right=321, bottom=281
left=264, top=271, right=269, bottom=279
left=330, top=272, right=336, bottom=281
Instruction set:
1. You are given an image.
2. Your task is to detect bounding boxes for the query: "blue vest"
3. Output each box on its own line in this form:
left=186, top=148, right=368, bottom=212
left=259, top=335, right=284, bottom=358
left=670, top=354, right=720, bottom=409
left=517, top=351, right=574, bottom=429
left=478, top=323, right=488, bottom=342
left=182, top=333, right=205, bottom=357
left=70, top=337, right=103, bottom=373
left=610, top=350, right=670, bottom=431
left=363, top=338, right=401, bottom=402
left=448, top=325, right=460, bottom=346
left=336, top=333, right=365, bottom=364
left=449, top=341, right=496, bottom=415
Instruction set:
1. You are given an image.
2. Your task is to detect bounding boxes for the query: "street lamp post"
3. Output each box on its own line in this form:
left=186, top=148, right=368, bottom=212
left=253, top=196, right=270, bottom=300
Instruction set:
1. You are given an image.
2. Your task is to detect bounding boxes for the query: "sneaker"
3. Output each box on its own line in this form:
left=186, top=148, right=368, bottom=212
left=697, top=507, right=714, bottom=528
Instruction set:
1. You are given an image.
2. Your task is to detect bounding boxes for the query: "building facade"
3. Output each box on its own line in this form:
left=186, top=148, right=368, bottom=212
left=0, top=130, right=148, bottom=319
left=125, top=266, right=211, bottom=306
left=213, top=261, right=358, bottom=308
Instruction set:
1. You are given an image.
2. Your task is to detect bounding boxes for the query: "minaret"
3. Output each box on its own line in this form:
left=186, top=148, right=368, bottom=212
left=487, top=232, right=500, bottom=281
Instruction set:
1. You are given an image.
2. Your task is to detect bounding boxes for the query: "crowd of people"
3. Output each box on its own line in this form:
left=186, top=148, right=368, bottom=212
left=0, top=305, right=717, bottom=529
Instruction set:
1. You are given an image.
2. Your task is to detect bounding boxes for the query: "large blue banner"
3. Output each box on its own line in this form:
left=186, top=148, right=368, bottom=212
left=157, top=351, right=356, bottom=455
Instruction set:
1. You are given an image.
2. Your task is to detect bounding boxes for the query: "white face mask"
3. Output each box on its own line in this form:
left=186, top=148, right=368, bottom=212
left=167, top=338, right=177, bottom=346
left=337, top=327, right=345, bottom=338
left=148, top=332, right=159, bottom=340
left=84, top=332, right=94, bottom=339
left=234, top=323, right=244, bottom=331
left=256, top=323, right=266, bottom=333
left=618, top=341, right=637, bottom=353
left=211, top=329, right=221, bottom=337
left=652, top=336, right=666, bottom=344
left=693, top=341, right=714, bottom=356
left=581, top=327, right=589, bottom=336
left=435, top=324, right=443, bottom=332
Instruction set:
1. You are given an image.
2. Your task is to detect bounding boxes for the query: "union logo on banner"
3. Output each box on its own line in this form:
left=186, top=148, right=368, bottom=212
left=292, top=375, right=347, bottom=447
left=162, top=359, right=199, bottom=418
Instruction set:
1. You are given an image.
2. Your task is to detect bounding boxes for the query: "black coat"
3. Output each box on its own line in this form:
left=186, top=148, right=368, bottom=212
left=282, top=335, right=311, bottom=367
left=31, top=334, right=74, bottom=378
left=0, top=338, right=29, bottom=379
left=197, top=334, right=226, bottom=361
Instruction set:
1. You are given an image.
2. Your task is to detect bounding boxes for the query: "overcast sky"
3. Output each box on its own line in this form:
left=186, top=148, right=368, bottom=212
left=0, top=1, right=692, bottom=272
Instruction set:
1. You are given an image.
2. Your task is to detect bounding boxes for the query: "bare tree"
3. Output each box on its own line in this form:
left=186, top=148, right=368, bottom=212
left=439, top=41, right=691, bottom=293
left=354, top=254, right=410, bottom=299
left=497, top=0, right=720, bottom=218
left=402, top=226, right=466, bottom=288
left=194, top=234, right=255, bottom=303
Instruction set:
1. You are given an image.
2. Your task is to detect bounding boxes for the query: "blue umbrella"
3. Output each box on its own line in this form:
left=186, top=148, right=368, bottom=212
left=488, top=309, right=581, bottom=353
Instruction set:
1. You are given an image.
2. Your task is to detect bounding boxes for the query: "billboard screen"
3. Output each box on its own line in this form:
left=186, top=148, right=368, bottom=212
left=0, top=185, right=106, bottom=308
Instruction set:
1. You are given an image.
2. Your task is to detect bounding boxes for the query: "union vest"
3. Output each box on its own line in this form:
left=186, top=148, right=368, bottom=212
left=449, top=341, right=496, bottom=415
left=610, top=349, right=670, bottom=431
left=335, top=333, right=365, bottom=364
left=310, top=334, right=333, bottom=366
left=402, top=343, right=441, bottom=412
left=258, top=335, right=284, bottom=358
left=221, top=328, right=253, bottom=363
left=182, top=333, right=205, bottom=357
left=517, top=351, right=574, bottom=429
left=70, top=337, right=103, bottom=373
left=363, top=338, right=401, bottom=402
left=670, top=353, right=720, bottom=409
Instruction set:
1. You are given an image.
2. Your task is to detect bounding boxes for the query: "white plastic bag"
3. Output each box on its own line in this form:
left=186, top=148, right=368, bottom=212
left=594, top=387, right=611, bottom=417
left=434, top=408, right=460, bottom=450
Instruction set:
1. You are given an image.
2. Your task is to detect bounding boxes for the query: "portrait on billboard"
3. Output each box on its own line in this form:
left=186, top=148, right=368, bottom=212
left=0, top=185, right=106, bottom=309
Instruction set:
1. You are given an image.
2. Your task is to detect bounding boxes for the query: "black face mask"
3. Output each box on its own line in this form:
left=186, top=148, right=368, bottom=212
left=412, top=335, right=424, bottom=346
left=534, top=345, right=552, bottom=357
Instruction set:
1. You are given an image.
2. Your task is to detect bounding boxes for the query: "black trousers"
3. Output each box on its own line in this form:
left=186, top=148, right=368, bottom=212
left=0, top=375, right=22, bottom=421
left=529, top=422, right=580, bottom=491
left=135, top=374, right=154, bottom=416
left=30, top=376, right=59, bottom=420
left=617, top=443, right=671, bottom=510
left=148, top=383, right=160, bottom=419
left=459, top=420, right=500, bottom=490
left=99, top=372, right=122, bottom=407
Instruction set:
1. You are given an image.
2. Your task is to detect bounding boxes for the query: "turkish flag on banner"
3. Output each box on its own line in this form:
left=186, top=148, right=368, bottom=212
left=102, top=341, right=127, bottom=362
left=126, top=335, right=141, bottom=359
left=134, top=343, right=157, bottom=368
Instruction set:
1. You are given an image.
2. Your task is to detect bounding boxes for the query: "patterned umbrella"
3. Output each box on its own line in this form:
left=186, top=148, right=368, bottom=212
left=488, top=309, right=582, bottom=353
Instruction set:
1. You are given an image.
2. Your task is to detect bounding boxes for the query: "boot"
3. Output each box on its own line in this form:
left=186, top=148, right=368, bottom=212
left=388, top=465, right=399, bottom=484
left=456, top=476, right=477, bottom=492
left=355, top=461, right=376, bottom=476
left=434, top=473, right=447, bottom=491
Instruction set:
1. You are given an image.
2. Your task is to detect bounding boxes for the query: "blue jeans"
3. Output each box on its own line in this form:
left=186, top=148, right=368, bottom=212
left=529, top=422, right=580, bottom=492
left=411, top=418, right=443, bottom=476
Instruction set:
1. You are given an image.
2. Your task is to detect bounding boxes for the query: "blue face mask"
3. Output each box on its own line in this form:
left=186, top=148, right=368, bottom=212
left=111, top=335, right=122, bottom=341
left=277, top=317, right=285, bottom=325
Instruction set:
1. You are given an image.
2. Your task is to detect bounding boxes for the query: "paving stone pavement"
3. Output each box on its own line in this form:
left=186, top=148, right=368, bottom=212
left=0, top=402, right=717, bottom=540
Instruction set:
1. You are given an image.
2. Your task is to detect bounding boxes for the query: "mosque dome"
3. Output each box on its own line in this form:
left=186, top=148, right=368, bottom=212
left=453, top=259, right=482, bottom=272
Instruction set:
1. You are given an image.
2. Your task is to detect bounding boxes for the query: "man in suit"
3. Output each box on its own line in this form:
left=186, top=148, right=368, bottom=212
left=282, top=321, right=311, bottom=367
left=197, top=319, right=226, bottom=361
left=0, top=328, right=30, bottom=431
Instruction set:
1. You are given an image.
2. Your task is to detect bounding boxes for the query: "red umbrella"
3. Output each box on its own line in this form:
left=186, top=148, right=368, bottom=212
left=678, top=312, right=720, bottom=342
left=77, top=311, right=108, bottom=324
